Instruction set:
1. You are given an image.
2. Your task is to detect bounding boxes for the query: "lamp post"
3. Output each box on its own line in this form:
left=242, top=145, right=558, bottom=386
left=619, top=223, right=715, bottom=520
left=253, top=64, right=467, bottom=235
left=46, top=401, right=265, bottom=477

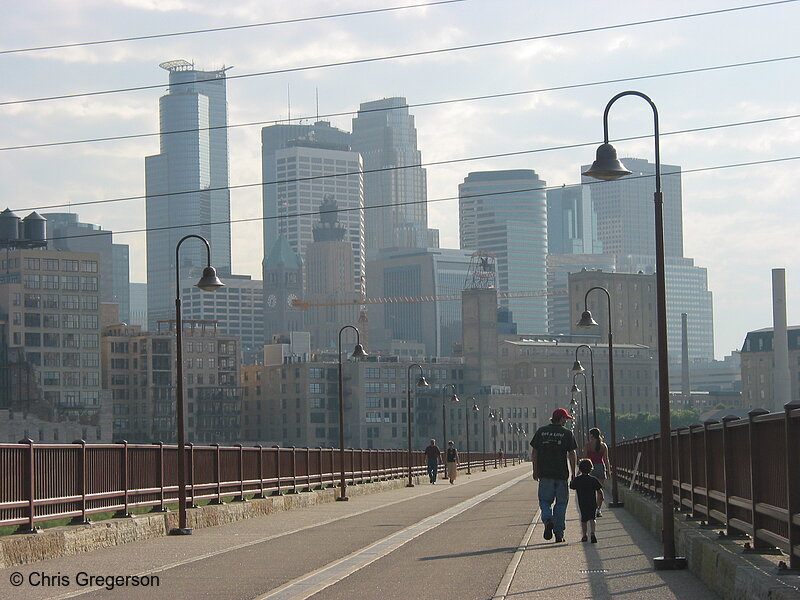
left=572, top=372, right=589, bottom=445
left=406, top=363, right=430, bottom=487
left=577, top=286, right=621, bottom=508
left=441, top=383, right=459, bottom=450
left=171, top=234, right=224, bottom=535
left=466, top=400, right=478, bottom=475
left=500, top=417, right=507, bottom=466
left=572, top=344, right=597, bottom=426
left=479, top=401, right=487, bottom=471
left=583, top=90, right=686, bottom=569
left=337, top=325, right=368, bottom=501
left=489, top=409, right=498, bottom=468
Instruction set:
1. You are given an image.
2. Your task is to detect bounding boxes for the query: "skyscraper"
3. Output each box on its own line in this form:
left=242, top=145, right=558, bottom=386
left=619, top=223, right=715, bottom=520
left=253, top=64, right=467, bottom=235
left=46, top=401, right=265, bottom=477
left=274, top=140, right=365, bottom=297
left=459, top=170, right=548, bottom=333
left=581, top=157, right=714, bottom=362
left=261, top=121, right=352, bottom=264
left=351, top=97, right=431, bottom=253
left=145, top=60, right=232, bottom=328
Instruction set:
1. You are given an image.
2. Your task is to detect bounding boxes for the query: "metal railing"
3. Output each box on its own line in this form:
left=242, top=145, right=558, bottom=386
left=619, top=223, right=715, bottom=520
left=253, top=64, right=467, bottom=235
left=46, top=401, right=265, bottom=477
left=614, top=401, right=800, bottom=569
left=0, top=441, right=502, bottom=532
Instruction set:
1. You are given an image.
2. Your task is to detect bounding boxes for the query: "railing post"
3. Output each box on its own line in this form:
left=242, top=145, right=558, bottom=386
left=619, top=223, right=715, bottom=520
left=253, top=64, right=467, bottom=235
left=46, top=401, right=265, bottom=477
left=70, top=439, right=90, bottom=525
left=272, top=445, right=281, bottom=496
left=234, top=444, right=246, bottom=501
left=15, top=438, right=38, bottom=533
left=720, top=415, right=745, bottom=538
left=254, top=445, right=265, bottom=499
left=152, top=441, right=167, bottom=512
left=686, top=425, right=701, bottom=518
left=290, top=446, right=298, bottom=494
left=674, top=428, right=684, bottom=511
left=745, top=408, right=774, bottom=552
left=702, top=420, right=718, bottom=526
left=114, top=440, right=131, bottom=518
left=186, top=442, right=198, bottom=508
left=783, top=400, right=800, bottom=570
left=210, top=443, right=223, bottom=504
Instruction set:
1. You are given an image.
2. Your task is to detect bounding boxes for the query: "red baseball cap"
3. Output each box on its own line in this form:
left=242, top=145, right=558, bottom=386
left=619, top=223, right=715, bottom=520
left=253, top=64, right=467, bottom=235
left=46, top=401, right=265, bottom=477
left=552, top=408, right=573, bottom=421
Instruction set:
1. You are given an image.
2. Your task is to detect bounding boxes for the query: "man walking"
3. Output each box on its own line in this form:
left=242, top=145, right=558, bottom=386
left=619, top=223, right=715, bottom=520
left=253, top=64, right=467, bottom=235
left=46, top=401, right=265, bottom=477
left=530, top=408, right=577, bottom=543
left=424, top=439, right=442, bottom=484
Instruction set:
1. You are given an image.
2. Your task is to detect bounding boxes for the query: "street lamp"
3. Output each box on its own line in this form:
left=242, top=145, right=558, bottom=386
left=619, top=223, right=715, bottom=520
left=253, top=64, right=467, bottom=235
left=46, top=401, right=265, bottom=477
left=466, top=400, right=478, bottom=475
left=584, top=90, right=686, bottom=570
left=406, top=363, right=430, bottom=487
left=499, top=416, right=507, bottom=466
left=337, top=325, right=368, bottom=501
left=572, top=372, right=589, bottom=445
left=577, top=286, right=622, bottom=508
left=489, top=409, right=498, bottom=468
left=171, top=234, right=224, bottom=536
left=572, top=344, right=597, bottom=426
left=441, top=383, right=459, bottom=452
left=479, top=401, right=487, bottom=471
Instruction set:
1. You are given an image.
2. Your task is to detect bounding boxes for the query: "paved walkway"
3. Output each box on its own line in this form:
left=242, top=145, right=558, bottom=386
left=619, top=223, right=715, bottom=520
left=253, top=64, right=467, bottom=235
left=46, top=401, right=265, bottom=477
left=0, top=464, right=719, bottom=600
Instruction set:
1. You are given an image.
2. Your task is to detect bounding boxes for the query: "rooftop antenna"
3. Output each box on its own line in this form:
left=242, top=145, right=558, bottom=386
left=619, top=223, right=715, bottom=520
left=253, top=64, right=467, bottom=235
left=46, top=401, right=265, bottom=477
left=316, top=87, right=320, bottom=122
left=287, top=83, right=291, bottom=124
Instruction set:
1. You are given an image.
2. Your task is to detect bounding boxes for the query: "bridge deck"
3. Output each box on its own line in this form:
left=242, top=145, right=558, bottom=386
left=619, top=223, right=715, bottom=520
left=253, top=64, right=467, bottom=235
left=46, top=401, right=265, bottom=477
left=0, top=464, right=717, bottom=600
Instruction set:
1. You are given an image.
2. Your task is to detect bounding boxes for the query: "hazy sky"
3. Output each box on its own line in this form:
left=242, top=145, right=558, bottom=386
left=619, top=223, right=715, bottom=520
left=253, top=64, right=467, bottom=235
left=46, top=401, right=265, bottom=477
left=2, top=0, right=798, bottom=359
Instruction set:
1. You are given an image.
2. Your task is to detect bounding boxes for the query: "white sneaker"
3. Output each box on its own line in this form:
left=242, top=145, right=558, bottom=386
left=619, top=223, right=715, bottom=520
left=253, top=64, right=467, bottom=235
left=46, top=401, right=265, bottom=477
left=596, top=508, right=602, bottom=518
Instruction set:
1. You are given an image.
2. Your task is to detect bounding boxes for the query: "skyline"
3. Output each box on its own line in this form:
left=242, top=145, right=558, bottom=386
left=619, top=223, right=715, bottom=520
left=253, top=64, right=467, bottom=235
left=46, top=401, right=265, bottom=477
left=2, top=0, right=799, bottom=359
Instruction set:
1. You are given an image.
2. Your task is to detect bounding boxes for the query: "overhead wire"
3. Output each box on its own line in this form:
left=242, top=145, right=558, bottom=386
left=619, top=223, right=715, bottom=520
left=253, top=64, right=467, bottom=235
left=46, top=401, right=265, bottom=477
left=41, top=153, right=800, bottom=245
left=2, top=53, right=798, bottom=153
left=1, top=0, right=796, bottom=107
left=0, top=0, right=474, bottom=55
left=11, top=111, right=800, bottom=214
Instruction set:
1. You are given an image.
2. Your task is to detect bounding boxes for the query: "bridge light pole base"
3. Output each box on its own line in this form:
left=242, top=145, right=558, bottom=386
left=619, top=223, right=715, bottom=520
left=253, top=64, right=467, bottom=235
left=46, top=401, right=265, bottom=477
left=169, top=527, right=193, bottom=536
left=653, top=556, right=687, bottom=570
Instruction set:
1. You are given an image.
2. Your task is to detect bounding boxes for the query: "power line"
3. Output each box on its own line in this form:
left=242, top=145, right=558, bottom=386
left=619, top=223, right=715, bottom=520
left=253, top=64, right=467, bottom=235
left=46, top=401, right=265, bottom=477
left=42, top=154, right=800, bottom=245
left=11, top=112, right=800, bottom=214
left=0, top=0, right=473, bottom=55
left=3, top=53, right=798, bottom=153
left=2, top=0, right=795, bottom=108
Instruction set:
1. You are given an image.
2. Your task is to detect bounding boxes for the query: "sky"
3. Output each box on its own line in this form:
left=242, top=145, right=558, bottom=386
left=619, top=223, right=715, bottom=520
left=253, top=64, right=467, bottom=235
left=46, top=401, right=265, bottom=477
left=1, top=0, right=798, bottom=360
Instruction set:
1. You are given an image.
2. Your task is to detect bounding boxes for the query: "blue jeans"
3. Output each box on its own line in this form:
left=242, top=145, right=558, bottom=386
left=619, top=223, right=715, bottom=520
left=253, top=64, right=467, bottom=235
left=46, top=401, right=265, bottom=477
left=427, top=459, right=439, bottom=483
left=538, top=478, right=569, bottom=534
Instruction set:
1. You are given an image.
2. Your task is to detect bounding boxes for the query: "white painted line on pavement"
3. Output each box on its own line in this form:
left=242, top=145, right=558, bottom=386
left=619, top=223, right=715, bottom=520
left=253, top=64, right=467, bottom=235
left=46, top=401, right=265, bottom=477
left=254, top=473, right=530, bottom=600
left=492, top=505, right=541, bottom=600
left=43, top=468, right=520, bottom=600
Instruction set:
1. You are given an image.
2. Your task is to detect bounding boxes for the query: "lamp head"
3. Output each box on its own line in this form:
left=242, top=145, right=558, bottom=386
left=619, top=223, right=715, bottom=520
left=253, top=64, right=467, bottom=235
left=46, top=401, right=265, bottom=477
left=351, top=343, right=368, bottom=359
left=416, top=375, right=430, bottom=388
left=570, top=383, right=580, bottom=394
left=196, top=266, right=225, bottom=291
left=571, top=360, right=585, bottom=374
left=577, top=310, right=599, bottom=328
left=570, top=397, right=578, bottom=406
left=449, top=393, right=460, bottom=403
left=472, top=403, right=480, bottom=412
left=582, top=143, right=632, bottom=181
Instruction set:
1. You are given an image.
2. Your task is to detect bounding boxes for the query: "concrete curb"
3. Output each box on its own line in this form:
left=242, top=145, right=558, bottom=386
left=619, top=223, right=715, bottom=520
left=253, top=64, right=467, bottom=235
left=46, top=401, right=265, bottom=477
left=619, top=487, right=800, bottom=600
left=0, top=475, right=420, bottom=569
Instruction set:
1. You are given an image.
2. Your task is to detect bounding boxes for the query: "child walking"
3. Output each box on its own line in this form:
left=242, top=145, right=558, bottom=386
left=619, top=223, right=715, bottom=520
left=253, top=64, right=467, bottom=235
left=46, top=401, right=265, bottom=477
left=570, top=458, right=604, bottom=543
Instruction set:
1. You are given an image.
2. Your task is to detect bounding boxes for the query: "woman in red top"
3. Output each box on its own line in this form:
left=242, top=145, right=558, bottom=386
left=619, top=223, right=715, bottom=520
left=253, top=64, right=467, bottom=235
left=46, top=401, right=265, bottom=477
left=583, top=428, right=611, bottom=516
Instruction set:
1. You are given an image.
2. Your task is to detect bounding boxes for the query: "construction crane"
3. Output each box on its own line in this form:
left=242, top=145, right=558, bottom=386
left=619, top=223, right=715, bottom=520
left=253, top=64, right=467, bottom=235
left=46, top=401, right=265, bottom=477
left=291, top=288, right=566, bottom=310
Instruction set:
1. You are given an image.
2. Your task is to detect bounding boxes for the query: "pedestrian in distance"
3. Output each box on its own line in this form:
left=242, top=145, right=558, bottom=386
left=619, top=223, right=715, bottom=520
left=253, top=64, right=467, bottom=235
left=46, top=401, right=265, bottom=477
left=424, top=439, right=442, bottom=484
left=445, top=440, right=459, bottom=484
left=530, top=408, right=578, bottom=543
left=570, top=458, right=604, bottom=543
left=583, top=427, right=611, bottom=517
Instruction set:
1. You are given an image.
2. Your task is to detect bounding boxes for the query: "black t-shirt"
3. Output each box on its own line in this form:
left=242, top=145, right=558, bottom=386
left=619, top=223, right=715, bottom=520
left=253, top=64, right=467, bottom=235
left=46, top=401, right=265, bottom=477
left=446, top=447, right=458, bottom=462
left=530, top=423, right=577, bottom=480
left=570, top=473, right=602, bottom=507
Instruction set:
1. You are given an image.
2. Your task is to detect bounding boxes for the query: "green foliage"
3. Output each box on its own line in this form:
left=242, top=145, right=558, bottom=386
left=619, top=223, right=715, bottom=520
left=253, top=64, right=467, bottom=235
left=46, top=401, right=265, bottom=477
left=589, top=407, right=701, bottom=440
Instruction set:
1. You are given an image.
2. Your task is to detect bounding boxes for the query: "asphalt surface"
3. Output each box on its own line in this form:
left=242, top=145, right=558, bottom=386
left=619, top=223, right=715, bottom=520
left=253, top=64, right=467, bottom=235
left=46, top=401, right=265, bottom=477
left=0, top=464, right=719, bottom=600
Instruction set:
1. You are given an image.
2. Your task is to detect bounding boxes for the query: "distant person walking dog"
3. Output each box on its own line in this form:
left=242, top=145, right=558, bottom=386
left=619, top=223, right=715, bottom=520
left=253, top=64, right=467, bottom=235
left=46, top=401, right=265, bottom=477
left=424, top=439, right=442, bottom=484
left=530, top=408, right=577, bottom=543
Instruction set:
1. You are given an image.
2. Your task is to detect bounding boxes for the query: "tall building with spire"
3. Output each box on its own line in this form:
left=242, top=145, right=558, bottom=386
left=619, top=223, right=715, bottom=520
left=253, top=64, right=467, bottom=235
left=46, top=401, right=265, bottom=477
left=145, top=60, right=232, bottom=328
left=351, top=97, right=433, bottom=254
left=263, top=235, right=303, bottom=343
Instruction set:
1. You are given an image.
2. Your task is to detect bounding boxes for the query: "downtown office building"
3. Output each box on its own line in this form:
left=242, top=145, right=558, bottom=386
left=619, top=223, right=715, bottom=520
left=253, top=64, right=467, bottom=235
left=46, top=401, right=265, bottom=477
left=145, top=60, right=232, bottom=329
